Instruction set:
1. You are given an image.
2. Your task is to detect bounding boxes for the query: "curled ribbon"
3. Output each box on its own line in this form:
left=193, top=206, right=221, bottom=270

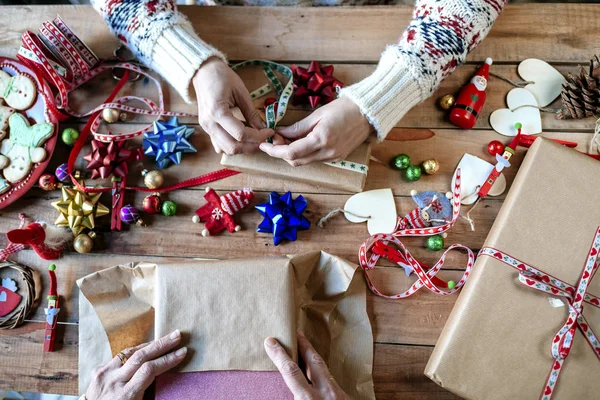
left=358, top=169, right=474, bottom=298
left=479, top=229, right=600, bottom=400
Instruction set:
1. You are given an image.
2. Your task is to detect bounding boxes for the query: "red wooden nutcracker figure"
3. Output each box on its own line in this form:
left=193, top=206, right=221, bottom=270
left=44, top=264, right=59, bottom=352
left=449, top=57, right=493, bottom=129
left=193, top=188, right=254, bottom=237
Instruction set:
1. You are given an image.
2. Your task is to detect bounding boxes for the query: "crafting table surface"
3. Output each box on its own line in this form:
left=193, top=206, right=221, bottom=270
left=0, top=4, right=598, bottom=399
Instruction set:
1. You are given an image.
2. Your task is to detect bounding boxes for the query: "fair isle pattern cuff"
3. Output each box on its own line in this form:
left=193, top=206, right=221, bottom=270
left=151, top=23, right=227, bottom=104
left=339, top=48, right=422, bottom=141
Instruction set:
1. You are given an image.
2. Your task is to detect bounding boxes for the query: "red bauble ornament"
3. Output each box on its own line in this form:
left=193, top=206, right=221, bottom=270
left=38, top=174, right=58, bottom=191
left=487, top=140, right=505, bottom=156
left=143, top=194, right=162, bottom=214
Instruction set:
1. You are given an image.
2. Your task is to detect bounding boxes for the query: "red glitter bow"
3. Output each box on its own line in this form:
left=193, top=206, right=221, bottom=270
left=83, top=139, right=142, bottom=179
left=291, top=61, right=344, bottom=108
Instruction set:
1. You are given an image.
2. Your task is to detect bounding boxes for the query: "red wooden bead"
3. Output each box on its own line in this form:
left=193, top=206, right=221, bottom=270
left=487, top=140, right=505, bottom=156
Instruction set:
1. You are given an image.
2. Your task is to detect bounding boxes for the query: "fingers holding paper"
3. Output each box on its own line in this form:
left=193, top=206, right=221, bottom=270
left=265, top=332, right=350, bottom=400
left=85, top=329, right=186, bottom=400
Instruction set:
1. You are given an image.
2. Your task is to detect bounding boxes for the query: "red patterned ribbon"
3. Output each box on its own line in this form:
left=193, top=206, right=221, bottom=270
left=0, top=214, right=28, bottom=260
left=479, top=228, right=600, bottom=400
left=18, top=17, right=240, bottom=231
left=358, top=169, right=475, bottom=298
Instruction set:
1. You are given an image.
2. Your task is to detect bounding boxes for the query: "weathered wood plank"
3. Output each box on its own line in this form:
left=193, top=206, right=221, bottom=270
left=1, top=5, right=598, bottom=63
left=1, top=188, right=499, bottom=264
left=42, top=124, right=594, bottom=199
left=0, top=322, right=453, bottom=399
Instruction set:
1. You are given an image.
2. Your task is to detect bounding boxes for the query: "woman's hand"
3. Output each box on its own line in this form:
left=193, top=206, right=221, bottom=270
left=85, top=330, right=187, bottom=400
left=193, top=57, right=274, bottom=155
left=259, top=97, right=373, bottom=166
left=264, top=332, right=351, bottom=400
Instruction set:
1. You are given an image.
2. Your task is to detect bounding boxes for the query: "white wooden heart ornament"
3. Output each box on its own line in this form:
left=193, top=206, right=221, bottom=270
left=344, top=188, right=397, bottom=235
left=453, top=154, right=506, bottom=205
left=518, top=59, right=565, bottom=107
left=490, top=88, right=542, bottom=136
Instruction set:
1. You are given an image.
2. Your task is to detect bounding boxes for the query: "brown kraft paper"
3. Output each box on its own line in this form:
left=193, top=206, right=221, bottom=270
left=77, top=251, right=375, bottom=400
left=425, top=138, right=600, bottom=399
left=220, top=142, right=372, bottom=192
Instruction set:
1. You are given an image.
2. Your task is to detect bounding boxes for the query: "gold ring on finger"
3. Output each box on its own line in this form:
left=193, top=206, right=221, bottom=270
left=117, top=352, right=128, bottom=366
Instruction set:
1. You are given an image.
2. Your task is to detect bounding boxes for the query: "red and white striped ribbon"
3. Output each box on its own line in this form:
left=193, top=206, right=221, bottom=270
left=358, top=169, right=475, bottom=299
left=479, top=227, right=600, bottom=400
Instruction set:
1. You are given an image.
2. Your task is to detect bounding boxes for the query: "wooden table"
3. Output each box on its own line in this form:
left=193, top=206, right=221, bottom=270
left=0, top=4, right=598, bottom=398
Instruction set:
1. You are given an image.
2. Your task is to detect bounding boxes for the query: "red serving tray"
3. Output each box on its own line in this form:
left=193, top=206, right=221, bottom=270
left=0, top=57, right=59, bottom=209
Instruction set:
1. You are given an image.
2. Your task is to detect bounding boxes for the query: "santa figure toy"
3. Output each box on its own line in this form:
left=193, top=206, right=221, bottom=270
left=193, top=187, right=254, bottom=237
left=449, top=57, right=492, bottom=129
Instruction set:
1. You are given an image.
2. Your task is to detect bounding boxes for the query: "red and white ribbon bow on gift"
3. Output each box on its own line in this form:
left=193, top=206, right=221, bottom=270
left=479, top=228, right=600, bottom=400
left=358, top=169, right=475, bottom=299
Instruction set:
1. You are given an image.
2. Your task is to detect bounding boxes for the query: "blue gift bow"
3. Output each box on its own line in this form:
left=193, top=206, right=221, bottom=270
left=143, top=117, right=197, bottom=168
left=256, top=191, right=310, bottom=246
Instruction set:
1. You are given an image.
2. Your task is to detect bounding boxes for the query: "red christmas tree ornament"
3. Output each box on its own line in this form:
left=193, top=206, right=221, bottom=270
left=291, top=61, right=344, bottom=109
left=487, top=140, right=505, bottom=156
left=449, top=58, right=492, bottom=129
left=193, top=187, right=254, bottom=237
left=6, top=222, right=71, bottom=260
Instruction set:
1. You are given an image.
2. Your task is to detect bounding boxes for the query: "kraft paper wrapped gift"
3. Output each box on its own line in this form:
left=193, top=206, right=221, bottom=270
left=425, top=138, right=600, bottom=399
left=77, top=252, right=375, bottom=400
left=221, top=142, right=372, bottom=192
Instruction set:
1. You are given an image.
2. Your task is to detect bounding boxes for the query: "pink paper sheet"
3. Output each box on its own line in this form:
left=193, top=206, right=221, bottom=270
left=155, top=370, right=293, bottom=400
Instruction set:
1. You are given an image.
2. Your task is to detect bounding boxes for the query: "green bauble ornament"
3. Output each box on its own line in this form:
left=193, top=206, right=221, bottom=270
left=161, top=200, right=178, bottom=216
left=405, top=165, right=422, bottom=181
left=426, top=235, right=444, bottom=251
left=61, top=128, right=80, bottom=146
left=393, top=153, right=411, bottom=170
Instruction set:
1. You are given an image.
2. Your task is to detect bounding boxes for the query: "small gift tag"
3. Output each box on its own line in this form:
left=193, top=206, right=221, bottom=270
left=344, top=189, right=397, bottom=235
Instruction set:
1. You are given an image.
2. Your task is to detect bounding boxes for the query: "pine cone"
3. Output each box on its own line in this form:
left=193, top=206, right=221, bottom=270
left=558, top=55, right=600, bottom=119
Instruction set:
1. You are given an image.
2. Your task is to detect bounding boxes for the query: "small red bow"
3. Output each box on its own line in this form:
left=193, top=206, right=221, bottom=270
left=83, top=139, right=142, bottom=179
left=291, top=61, right=344, bottom=108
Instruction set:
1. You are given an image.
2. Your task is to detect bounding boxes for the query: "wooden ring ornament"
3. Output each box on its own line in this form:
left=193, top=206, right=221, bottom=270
left=0, top=260, right=41, bottom=329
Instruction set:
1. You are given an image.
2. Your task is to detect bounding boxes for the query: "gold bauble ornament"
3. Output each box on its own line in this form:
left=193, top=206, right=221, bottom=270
left=102, top=108, right=120, bottom=124
left=142, top=169, right=165, bottom=189
left=73, top=233, right=94, bottom=254
left=422, top=158, right=440, bottom=175
left=438, top=94, right=455, bottom=110
left=119, top=112, right=130, bottom=122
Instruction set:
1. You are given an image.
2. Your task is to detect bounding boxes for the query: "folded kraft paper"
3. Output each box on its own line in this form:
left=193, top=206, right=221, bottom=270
left=77, top=251, right=375, bottom=399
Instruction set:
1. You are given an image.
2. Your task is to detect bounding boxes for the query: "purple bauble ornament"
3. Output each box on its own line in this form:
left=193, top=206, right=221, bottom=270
left=120, top=205, right=142, bottom=225
left=55, top=163, right=70, bottom=182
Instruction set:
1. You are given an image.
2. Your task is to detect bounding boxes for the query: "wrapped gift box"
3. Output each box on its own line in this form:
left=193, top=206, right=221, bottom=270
left=425, top=139, right=600, bottom=399
left=78, top=252, right=375, bottom=400
left=221, top=142, right=372, bottom=192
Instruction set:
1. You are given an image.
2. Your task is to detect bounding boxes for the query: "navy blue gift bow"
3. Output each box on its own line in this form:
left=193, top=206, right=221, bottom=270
left=256, top=191, right=310, bottom=246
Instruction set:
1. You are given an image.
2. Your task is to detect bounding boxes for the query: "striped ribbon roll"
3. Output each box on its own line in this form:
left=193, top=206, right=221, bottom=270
left=479, top=229, right=600, bottom=400
left=358, top=168, right=474, bottom=298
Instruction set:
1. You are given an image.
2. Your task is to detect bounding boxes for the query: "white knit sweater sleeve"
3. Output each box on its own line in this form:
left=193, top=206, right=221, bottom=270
left=339, top=0, right=506, bottom=141
left=91, top=0, right=226, bottom=103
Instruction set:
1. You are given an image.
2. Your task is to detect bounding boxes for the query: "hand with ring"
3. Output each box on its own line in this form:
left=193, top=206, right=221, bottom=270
left=264, top=331, right=351, bottom=400
left=84, top=330, right=187, bottom=400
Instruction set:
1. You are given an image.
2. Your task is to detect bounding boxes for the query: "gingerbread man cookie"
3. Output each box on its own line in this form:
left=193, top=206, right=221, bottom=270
left=0, top=100, right=15, bottom=141
left=0, top=70, right=37, bottom=111
left=0, top=113, right=54, bottom=183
